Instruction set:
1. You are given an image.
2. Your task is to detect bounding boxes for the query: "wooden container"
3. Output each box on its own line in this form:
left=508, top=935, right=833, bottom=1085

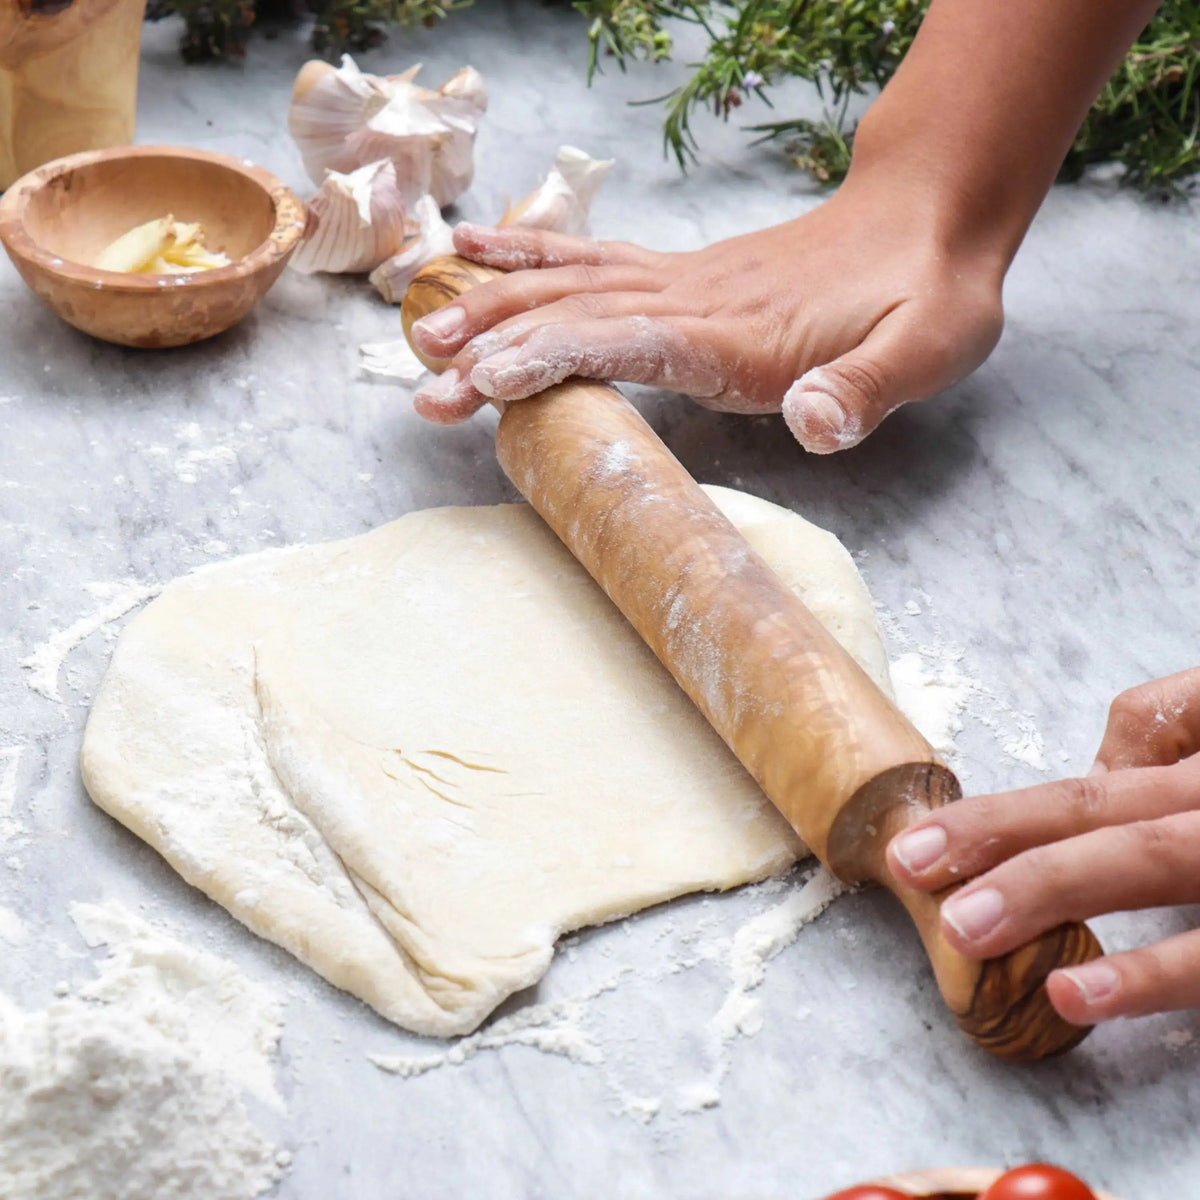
left=0, top=0, right=147, bottom=192
left=0, top=145, right=307, bottom=347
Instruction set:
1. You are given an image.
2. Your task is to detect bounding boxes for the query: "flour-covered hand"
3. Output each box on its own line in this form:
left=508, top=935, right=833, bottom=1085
left=407, top=172, right=1005, bottom=453
left=887, top=668, right=1200, bottom=1025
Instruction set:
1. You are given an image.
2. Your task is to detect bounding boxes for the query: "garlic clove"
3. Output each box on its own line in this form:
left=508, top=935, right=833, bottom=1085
left=291, top=158, right=413, bottom=275
left=368, top=194, right=455, bottom=304
left=94, top=215, right=175, bottom=272
left=501, top=146, right=613, bottom=236
left=287, top=55, right=486, bottom=208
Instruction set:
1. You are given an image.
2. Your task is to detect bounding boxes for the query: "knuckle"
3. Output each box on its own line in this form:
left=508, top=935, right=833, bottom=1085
left=823, top=357, right=888, bottom=411
left=1108, top=684, right=1162, bottom=732
left=1056, top=775, right=1110, bottom=828
left=557, top=292, right=611, bottom=322
left=1123, top=818, right=1181, bottom=871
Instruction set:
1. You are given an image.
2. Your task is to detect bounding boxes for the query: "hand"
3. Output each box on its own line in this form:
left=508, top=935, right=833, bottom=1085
left=407, top=167, right=1006, bottom=453
left=887, top=669, right=1200, bottom=1025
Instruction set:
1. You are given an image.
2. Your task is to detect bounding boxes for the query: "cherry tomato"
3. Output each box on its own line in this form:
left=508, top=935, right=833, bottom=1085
left=822, top=1189, right=911, bottom=1200
left=980, top=1164, right=1097, bottom=1200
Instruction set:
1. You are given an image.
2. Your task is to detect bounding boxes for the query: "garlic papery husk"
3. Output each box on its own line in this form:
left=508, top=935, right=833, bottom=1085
left=290, top=159, right=413, bottom=275
left=288, top=56, right=487, bottom=208
left=501, top=146, right=613, bottom=236
left=358, top=337, right=429, bottom=382
left=368, top=195, right=455, bottom=304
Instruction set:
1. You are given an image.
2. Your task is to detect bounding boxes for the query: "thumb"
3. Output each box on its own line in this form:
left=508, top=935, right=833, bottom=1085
left=781, top=300, right=1001, bottom=454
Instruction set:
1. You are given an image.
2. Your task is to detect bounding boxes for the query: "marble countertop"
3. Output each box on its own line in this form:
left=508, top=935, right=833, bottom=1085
left=2, top=7, right=1198, bottom=1198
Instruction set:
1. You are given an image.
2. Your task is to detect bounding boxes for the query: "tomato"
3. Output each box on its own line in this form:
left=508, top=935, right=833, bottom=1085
left=979, top=1163, right=1097, bottom=1200
left=821, top=1189, right=911, bottom=1200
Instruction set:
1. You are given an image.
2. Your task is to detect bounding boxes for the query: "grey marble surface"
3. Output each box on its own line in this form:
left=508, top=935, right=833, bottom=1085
left=2, top=5, right=1199, bottom=1198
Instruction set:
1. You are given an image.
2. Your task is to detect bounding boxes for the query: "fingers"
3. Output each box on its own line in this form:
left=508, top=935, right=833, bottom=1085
left=781, top=291, right=1003, bottom=453
left=452, top=223, right=660, bottom=273
left=409, top=263, right=665, bottom=359
left=471, top=315, right=730, bottom=401
left=887, top=756, right=1200, bottom=890
left=411, top=367, right=491, bottom=425
left=1092, top=667, right=1200, bottom=774
left=930, top=809, right=1200, bottom=961
left=1048, top=927, right=1200, bottom=1023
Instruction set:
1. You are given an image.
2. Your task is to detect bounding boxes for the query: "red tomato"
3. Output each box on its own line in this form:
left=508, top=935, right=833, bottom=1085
left=980, top=1164, right=1097, bottom=1200
left=822, top=1189, right=911, bottom=1200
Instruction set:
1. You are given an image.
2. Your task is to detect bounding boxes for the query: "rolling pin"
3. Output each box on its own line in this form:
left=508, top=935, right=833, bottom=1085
left=402, top=256, right=1102, bottom=1062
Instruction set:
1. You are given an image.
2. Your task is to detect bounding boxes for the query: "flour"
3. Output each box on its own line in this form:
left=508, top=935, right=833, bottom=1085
left=890, top=650, right=971, bottom=761
left=0, top=905, right=27, bottom=945
left=673, top=867, right=845, bottom=1115
left=71, top=901, right=285, bottom=1108
left=21, top=581, right=162, bottom=702
left=368, top=976, right=624, bottom=1078
left=0, top=745, right=23, bottom=843
left=0, top=901, right=287, bottom=1200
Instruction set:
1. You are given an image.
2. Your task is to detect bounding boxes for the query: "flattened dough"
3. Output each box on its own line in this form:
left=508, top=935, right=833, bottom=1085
left=81, top=486, right=891, bottom=1037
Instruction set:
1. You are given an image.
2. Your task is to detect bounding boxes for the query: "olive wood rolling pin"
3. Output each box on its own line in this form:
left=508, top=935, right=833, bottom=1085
left=402, top=255, right=1102, bottom=1062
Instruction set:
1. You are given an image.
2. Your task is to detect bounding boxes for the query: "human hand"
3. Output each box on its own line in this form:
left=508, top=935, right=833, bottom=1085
left=407, top=169, right=1006, bottom=453
left=887, top=668, right=1200, bottom=1025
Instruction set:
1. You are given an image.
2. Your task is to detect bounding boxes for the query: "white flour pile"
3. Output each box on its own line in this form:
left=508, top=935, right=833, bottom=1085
left=0, top=902, right=287, bottom=1200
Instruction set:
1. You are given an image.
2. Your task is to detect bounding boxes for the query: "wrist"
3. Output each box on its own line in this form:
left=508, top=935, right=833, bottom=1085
left=845, top=103, right=1032, bottom=279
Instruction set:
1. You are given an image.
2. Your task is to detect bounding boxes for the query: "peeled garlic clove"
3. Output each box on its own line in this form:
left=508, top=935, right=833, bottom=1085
left=288, top=55, right=486, bottom=207
left=290, top=159, right=412, bottom=276
left=501, top=146, right=613, bottom=236
left=368, top=194, right=455, bottom=304
left=94, top=215, right=175, bottom=272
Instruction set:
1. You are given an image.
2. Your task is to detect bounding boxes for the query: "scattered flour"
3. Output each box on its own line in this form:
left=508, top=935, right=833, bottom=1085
left=0, top=906, right=27, bottom=945
left=0, top=746, right=23, bottom=843
left=890, top=650, right=971, bottom=761
left=20, top=582, right=161, bottom=703
left=0, top=901, right=287, bottom=1200
left=368, top=981, right=620, bottom=1078
left=673, top=867, right=845, bottom=1115
left=1163, top=1029, right=1194, bottom=1051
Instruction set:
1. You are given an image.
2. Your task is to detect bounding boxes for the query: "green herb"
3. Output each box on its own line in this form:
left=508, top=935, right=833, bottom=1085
left=149, top=0, right=1199, bottom=194
left=577, top=0, right=1200, bottom=194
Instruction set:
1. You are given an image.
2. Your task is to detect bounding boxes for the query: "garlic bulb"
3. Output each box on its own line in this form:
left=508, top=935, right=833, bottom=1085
left=501, top=146, right=613, bottom=236
left=290, top=159, right=412, bottom=275
left=288, top=56, right=487, bottom=208
left=368, top=195, right=455, bottom=304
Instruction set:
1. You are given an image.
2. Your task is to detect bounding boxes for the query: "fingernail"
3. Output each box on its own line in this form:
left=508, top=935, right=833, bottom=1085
left=942, top=887, right=1005, bottom=942
left=890, top=825, right=947, bottom=874
left=413, top=367, right=459, bottom=406
left=1057, top=961, right=1122, bottom=1005
left=781, top=378, right=858, bottom=454
left=413, top=306, right=464, bottom=342
left=471, top=346, right=524, bottom=395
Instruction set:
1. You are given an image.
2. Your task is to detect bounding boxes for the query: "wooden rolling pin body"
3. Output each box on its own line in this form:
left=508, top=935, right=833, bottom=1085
left=402, top=256, right=1101, bottom=1062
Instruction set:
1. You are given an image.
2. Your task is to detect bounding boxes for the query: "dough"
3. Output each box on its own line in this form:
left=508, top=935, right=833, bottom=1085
left=81, top=486, right=890, bottom=1037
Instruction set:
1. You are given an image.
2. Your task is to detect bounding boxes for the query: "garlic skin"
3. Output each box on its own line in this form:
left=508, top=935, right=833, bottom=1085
left=288, top=56, right=487, bottom=208
left=358, top=338, right=429, bottom=382
left=290, top=159, right=412, bottom=275
left=501, top=146, right=613, bottom=236
left=368, top=195, right=455, bottom=304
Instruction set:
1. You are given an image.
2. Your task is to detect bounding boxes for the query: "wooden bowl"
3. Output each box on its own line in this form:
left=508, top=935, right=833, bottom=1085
left=867, top=1166, right=1123, bottom=1199
left=0, top=144, right=306, bottom=347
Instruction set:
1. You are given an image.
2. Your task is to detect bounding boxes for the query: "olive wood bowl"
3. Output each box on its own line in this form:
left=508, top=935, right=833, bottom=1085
left=0, top=144, right=306, bottom=347
left=868, top=1166, right=1123, bottom=1199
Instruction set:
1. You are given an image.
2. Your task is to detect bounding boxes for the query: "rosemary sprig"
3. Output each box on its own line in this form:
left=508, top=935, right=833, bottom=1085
left=580, top=0, right=1200, bottom=193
